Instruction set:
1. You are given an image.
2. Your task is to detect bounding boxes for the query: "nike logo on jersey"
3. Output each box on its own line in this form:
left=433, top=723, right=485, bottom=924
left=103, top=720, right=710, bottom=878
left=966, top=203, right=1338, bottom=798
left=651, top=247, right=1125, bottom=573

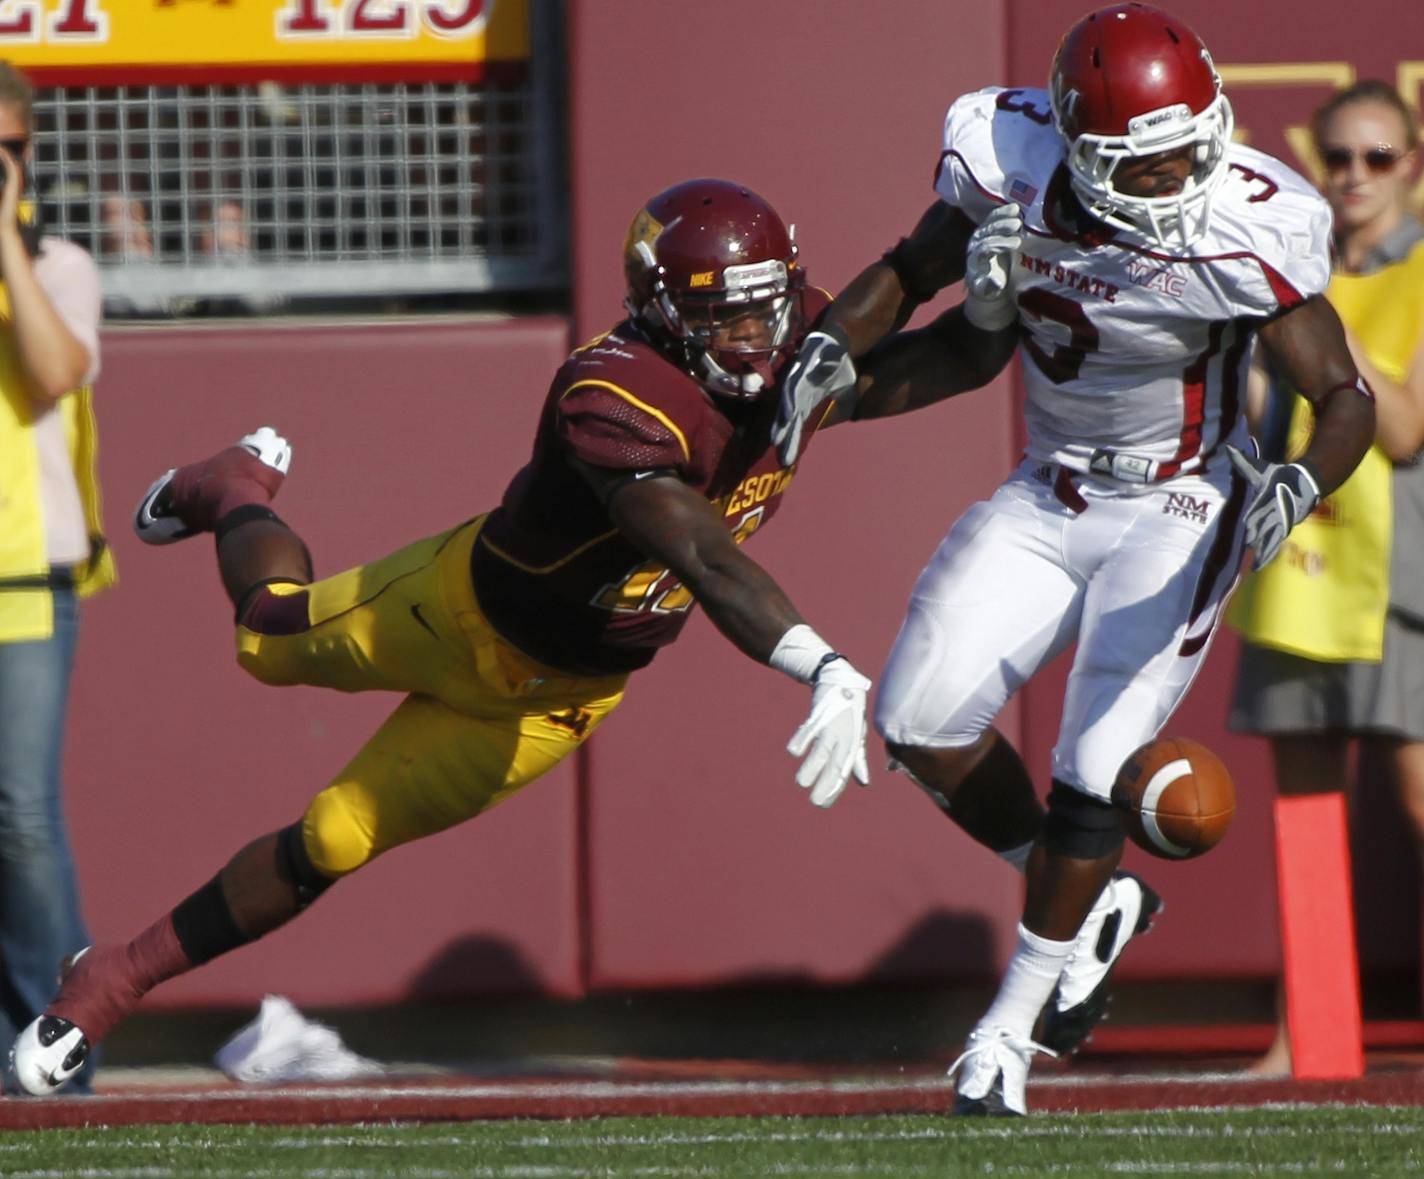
left=410, top=603, right=438, bottom=637
left=547, top=706, right=593, bottom=738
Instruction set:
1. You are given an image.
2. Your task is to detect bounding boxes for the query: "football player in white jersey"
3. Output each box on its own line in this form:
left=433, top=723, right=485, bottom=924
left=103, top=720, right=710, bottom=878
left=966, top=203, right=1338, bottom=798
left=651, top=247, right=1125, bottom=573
left=772, top=2, right=1375, bottom=1116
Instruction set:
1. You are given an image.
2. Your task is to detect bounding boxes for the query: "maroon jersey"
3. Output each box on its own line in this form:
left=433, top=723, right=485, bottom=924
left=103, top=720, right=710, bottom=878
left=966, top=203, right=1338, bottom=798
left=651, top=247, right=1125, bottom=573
left=473, top=298, right=830, bottom=676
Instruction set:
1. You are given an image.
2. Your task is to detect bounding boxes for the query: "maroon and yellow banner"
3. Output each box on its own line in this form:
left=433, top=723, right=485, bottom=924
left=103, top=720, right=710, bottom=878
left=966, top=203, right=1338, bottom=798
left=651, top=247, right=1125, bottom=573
left=2, top=0, right=528, bottom=83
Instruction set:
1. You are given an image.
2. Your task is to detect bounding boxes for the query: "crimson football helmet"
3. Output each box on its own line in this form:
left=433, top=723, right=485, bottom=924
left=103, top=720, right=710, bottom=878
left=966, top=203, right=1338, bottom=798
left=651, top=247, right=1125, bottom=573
left=1048, top=3, right=1234, bottom=247
left=623, top=178, right=805, bottom=400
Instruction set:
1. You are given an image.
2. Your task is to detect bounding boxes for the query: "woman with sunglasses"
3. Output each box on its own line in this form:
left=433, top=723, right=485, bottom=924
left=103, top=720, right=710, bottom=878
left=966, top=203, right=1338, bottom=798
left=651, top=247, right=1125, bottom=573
left=1229, top=80, right=1424, bottom=1075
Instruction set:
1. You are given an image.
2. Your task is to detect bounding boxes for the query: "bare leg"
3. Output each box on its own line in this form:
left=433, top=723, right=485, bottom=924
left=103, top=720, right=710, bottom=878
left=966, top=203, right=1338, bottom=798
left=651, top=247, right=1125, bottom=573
left=1023, top=840, right=1122, bottom=941
left=891, top=733, right=1119, bottom=937
left=217, top=518, right=313, bottom=609
left=1385, top=738, right=1424, bottom=844
left=1379, top=738, right=1424, bottom=1021
left=219, top=830, right=305, bottom=937
left=1249, top=978, right=1292, bottom=1077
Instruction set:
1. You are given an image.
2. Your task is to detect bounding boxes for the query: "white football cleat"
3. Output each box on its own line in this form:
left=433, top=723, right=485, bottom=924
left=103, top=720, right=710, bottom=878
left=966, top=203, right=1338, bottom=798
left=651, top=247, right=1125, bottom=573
left=132, top=467, right=186, bottom=543
left=236, top=426, right=293, bottom=476
left=949, top=1024, right=1056, bottom=1117
left=10, top=1013, right=91, bottom=1096
left=133, top=426, right=292, bottom=545
left=1040, top=871, right=1162, bottom=1054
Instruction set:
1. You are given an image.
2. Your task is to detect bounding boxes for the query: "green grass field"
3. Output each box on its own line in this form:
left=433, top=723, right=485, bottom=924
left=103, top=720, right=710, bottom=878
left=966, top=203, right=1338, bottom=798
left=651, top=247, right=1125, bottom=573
left=2, top=1106, right=1422, bottom=1177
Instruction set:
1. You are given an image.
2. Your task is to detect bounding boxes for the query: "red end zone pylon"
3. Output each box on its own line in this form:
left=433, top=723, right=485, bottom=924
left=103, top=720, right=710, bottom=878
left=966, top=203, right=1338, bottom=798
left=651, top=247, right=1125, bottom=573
left=1275, top=793, right=1365, bottom=1079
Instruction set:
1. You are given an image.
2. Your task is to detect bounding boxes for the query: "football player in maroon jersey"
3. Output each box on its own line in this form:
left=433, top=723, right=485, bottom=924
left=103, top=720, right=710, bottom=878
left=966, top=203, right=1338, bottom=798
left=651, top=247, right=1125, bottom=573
left=773, top=3, right=1375, bottom=1116
left=11, top=177, right=1018, bottom=1094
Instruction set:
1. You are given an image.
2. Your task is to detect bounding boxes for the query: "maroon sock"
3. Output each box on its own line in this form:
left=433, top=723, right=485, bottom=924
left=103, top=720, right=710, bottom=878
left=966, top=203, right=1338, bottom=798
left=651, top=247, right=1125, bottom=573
left=170, top=447, right=285, bottom=532
left=214, top=472, right=283, bottom=520
left=49, top=916, right=191, bottom=1043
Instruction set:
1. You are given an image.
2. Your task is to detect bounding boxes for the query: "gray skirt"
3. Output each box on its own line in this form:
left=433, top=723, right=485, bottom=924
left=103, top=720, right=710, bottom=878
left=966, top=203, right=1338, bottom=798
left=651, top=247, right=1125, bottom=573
left=1229, top=610, right=1424, bottom=739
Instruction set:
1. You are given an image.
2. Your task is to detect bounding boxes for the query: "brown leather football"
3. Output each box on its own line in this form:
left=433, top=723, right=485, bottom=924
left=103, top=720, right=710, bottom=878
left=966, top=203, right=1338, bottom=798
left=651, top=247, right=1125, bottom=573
left=1112, top=736, right=1235, bottom=860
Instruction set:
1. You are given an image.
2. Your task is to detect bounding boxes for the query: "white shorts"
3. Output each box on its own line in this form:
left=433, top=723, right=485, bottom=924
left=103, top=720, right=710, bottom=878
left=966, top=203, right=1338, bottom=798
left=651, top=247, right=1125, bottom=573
left=874, top=456, right=1247, bottom=800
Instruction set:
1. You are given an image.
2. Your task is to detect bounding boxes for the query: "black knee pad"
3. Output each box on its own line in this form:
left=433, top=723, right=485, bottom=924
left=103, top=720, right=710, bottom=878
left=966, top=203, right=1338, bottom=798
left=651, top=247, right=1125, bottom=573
left=1042, top=779, right=1126, bottom=859
left=275, top=822, right=335, bottom=908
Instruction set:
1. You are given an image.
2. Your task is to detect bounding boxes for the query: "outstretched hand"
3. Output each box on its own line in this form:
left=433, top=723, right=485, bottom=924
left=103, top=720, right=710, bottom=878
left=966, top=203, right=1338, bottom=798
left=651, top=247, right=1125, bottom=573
left=787, top=657, right=872, bottom=808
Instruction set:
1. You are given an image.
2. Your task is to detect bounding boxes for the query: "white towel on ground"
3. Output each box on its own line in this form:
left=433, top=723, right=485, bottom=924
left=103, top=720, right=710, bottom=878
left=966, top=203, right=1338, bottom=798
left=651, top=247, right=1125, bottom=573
left=214, top=994, right=384, bottom=1084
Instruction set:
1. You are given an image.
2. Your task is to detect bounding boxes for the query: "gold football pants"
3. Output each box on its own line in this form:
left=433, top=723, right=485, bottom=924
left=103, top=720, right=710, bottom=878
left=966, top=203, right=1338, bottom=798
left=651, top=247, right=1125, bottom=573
left=235, top=516, right=627, bottom=878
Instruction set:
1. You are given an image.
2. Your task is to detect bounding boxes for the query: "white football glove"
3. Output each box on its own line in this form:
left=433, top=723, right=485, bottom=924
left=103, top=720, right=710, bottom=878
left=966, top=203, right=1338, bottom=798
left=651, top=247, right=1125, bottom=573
left=771, top=325, right=857, bottom=467
left=964, top=202, right=1024, bottom=331
left=1226, top=444, right=1322, bottom=570
left=787, top=657, right=872, bottom=808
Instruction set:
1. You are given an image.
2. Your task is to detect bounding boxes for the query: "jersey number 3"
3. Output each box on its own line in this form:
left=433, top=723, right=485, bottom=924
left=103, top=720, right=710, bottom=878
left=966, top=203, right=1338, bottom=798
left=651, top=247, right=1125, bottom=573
left=1018, top=288, right=1100, bottom=382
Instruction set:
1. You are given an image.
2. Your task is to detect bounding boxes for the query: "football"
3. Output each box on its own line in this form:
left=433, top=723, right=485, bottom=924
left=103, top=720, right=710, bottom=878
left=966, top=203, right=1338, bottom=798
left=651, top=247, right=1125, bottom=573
left=1111, top=736, right=1235, bottom=860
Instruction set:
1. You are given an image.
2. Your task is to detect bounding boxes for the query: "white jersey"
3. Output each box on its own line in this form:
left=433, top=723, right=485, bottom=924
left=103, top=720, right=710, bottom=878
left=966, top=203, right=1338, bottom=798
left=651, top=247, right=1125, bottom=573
left=935, top=86, right=1333, bottom=481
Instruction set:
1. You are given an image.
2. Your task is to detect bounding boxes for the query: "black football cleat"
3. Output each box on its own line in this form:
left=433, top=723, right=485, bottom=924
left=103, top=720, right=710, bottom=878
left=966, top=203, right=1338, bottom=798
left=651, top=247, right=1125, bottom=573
left=1040, top=872, right=1163, bottom=1055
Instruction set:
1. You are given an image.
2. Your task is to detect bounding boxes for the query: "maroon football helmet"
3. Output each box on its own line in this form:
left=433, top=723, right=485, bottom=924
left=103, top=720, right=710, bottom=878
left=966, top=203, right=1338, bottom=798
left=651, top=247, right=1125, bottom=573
left=1048, top=3, right=1234, bottom=246
left=623, top=178, right=805, bottom=400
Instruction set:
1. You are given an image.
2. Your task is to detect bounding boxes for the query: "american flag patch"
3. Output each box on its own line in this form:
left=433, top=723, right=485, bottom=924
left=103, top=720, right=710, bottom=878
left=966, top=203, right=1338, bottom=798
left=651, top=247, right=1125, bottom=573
left=1008, top=178, right=1038, bottom=205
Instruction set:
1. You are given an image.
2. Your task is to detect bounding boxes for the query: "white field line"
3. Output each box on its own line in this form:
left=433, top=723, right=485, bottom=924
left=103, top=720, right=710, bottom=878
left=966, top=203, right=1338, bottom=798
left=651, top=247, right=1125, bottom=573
left=978, top=1167, right=1406, bottom=1175
left=58, top=1069, right=1352, bottom=1105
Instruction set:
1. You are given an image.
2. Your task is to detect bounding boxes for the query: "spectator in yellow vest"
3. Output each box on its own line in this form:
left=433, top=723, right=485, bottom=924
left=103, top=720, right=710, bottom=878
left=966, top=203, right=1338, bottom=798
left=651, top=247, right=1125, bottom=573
left=0, top=60, right=110, bottom=1094
left=1229, top=80, right=1424, bottom=1075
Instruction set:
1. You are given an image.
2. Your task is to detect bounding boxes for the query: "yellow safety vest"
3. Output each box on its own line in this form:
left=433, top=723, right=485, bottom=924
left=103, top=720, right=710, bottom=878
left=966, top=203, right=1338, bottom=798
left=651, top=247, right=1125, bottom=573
left=1228, top=240, right=1424, bottom=661
left=0, top=275, right=114, bottom=642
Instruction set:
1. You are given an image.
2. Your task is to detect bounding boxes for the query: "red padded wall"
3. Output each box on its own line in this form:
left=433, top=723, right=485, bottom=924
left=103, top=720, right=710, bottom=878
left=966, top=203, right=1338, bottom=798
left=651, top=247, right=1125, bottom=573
left=67, top=319, right=583, bottom=1006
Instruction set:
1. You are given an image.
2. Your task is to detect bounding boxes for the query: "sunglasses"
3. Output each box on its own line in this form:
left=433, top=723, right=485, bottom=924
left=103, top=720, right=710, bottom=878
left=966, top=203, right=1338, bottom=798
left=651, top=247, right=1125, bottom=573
left=1320, top=145, right=1403, bottom=175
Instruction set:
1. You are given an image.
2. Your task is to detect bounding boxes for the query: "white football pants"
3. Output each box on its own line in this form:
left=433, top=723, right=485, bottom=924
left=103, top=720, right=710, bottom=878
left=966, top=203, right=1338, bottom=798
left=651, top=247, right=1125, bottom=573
left=875, top=456, right=1247, bottom=801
